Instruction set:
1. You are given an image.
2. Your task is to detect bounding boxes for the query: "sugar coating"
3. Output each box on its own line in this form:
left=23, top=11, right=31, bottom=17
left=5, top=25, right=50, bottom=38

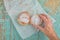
left=19, top=13, right=29, bottom=23
left=31, top=15, right=41, bottom=25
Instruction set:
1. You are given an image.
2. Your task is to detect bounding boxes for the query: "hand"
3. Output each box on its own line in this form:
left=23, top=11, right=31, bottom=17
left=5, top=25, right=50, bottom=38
left=33, top=14, right=59, bottom=40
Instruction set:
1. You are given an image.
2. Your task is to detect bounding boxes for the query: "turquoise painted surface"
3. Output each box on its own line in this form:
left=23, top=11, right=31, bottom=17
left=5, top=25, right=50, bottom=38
left=0, top=0, right=60, bottom=40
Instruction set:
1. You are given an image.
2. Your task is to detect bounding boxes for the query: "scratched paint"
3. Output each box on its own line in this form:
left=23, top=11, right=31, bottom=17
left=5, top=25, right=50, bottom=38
left=0, top=0, right=60, bottom=40
left=45, top=0, right=60, bottom=15
left=38, top=0, right=60, bottom=15
left=0, top=24, right=2, bottom=40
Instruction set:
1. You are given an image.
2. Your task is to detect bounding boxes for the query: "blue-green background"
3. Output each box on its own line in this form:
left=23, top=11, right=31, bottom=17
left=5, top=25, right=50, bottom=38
left=0, top=0, right=60, bottom=40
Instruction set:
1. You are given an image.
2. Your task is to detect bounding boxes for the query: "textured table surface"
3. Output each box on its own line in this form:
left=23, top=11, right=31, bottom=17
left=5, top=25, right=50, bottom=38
left=0, top=0, right=60, bottom=40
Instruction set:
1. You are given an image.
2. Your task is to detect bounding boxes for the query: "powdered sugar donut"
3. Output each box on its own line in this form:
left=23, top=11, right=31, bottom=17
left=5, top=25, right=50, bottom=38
left=17, top=11, right=30, bottom=25
left=31, top=14, right=42, bottom=25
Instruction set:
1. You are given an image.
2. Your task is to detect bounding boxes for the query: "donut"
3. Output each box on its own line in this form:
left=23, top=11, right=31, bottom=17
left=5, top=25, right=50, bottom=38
left=31, top=14, right=42, bottom=25
left=17, top=11, right=30, bottom=26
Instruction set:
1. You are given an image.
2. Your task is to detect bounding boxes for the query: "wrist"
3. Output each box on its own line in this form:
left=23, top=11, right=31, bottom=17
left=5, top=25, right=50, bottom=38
left=48, top=32, right=59, bottom=40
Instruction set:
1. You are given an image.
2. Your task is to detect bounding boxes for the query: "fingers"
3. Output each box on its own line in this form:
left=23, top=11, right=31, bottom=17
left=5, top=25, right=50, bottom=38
left=39, top=14, right=48, bottom=24
left=40, top=14, right=48, bottom=19
left=39, top=14, right=53, bottom=28
left=40, top=14, right=52, bottom=23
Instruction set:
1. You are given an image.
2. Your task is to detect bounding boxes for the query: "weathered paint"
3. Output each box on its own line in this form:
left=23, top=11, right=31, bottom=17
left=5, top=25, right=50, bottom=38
left=0, top=0, right=60, bottom=40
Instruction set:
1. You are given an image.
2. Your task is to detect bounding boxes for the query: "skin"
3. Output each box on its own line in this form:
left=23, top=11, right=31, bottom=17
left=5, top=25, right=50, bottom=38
left=33, top=14, right=59, bottom=40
